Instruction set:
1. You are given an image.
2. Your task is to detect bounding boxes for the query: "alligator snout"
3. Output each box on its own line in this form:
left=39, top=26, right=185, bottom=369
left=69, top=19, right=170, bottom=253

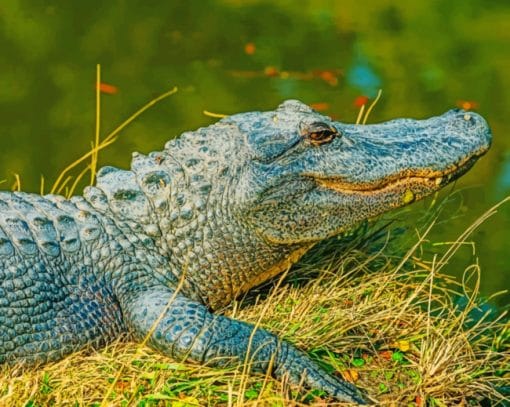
left=444, top=108, right=492, bottom=152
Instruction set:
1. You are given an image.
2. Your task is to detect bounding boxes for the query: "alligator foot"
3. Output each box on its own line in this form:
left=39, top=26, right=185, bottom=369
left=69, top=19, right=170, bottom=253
left=123, top=287, right=367, bottom=404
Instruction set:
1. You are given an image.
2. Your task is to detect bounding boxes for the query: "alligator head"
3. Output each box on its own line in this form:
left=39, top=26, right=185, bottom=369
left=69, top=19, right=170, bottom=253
left=229, top=100, right=491, bottom=244
left=92, top=99, right=491, bottom=307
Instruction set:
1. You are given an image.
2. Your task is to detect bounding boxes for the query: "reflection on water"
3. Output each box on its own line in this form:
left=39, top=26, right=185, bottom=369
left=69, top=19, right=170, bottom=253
left=496, top=154, right=510, bottom=198
left=347, top=45, right=382, bottom=97
left=0, top=0, right=509, bottom=305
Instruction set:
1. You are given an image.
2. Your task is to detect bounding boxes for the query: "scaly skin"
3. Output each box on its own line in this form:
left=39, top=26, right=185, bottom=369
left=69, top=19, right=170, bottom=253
left=0, top=100, right=491, bottom=403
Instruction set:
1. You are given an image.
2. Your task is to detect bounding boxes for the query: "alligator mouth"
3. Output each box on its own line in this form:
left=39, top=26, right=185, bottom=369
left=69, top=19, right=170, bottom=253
left=315, top=152, right=483, bottom=196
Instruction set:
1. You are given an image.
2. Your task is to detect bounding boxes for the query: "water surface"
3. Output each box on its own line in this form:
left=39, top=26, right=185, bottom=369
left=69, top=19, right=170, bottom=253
left=0, top=0, right=509, bottom=304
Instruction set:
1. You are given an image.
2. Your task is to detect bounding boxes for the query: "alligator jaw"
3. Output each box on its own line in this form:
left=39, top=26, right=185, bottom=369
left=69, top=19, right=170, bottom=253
left=315, top=154, right=482, bottom=199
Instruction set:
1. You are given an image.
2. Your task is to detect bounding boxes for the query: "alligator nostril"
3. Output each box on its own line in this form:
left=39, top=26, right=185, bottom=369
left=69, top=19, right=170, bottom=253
left=461, top=113, right=478, bottom=126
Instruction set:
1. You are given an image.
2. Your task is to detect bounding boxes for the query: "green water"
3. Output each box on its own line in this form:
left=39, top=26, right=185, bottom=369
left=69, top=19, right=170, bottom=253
left=0, top=0, right=509, bottom=305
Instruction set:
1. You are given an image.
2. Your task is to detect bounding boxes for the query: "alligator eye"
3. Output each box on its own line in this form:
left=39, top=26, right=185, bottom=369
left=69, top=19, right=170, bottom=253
left=304, top=123, right=338, bottom=145
left=309, top=129, right=336, bottom=143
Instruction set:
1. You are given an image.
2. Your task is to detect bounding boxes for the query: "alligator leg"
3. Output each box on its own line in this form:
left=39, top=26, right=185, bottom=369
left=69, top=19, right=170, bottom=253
left=122, top=288, right=367, bottom=404
left=0, top=271, right=125, bottom=367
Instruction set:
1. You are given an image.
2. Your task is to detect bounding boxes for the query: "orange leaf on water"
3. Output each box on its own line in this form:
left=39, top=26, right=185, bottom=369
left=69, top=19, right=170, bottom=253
left=456, top=100, right=479, bottom=110
left=244, top=42, right=256, bottom=55
left=98, top=82, right=118, bottom=94
left=318, top=70, right=338, bottom=86
left=309, top=102, right=330, bottom=111
left=354, top=95, right=369, bottom=107
left=264, top=66, right=279, bottom=77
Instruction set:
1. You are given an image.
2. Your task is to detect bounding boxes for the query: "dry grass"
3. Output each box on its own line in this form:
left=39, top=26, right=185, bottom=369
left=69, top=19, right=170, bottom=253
left=0, top=213, right=508, bottom=406
left=0, top=73, right=508, bottom=406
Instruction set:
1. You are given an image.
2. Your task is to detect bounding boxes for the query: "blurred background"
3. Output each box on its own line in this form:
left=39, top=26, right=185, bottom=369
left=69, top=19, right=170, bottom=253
left=0, top=0, right=509, bottom=305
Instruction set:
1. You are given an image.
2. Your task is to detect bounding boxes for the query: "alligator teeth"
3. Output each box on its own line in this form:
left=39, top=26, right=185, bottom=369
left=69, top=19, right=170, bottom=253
left=435, top=177, right=443, bottom=186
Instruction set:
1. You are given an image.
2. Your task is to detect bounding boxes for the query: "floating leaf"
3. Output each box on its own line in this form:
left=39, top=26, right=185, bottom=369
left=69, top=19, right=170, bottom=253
left=244, top=42, right=256, bottom=55
left=354, top=95, right=369, bottom=107
left=456, top=100, right=479, bottom=110
left=309, top=102, right=330, bottom=111
left=264, top=66, right=279, bottom=77
left=317, top=70, right=338, bottom=86
left=98, top=82, right=118, bottom=94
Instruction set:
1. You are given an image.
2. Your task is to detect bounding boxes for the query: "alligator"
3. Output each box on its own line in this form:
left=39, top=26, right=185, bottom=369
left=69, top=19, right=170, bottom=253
left=0, top=100, right=491, bottom=404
